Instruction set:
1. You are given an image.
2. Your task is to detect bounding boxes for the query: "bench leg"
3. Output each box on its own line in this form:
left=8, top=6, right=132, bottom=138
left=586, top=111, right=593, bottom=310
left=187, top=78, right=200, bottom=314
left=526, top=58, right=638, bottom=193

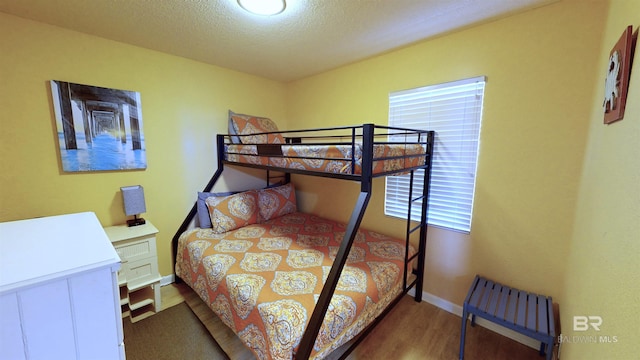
left=537, top=340, right=553, bottom=360
left=545, top=340, right=553, bottom=360
left=459, top=308, right=468, bottom=360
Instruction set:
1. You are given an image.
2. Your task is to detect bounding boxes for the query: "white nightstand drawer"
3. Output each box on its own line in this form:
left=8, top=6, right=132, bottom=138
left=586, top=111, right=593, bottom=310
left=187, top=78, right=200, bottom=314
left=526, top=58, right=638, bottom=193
left=112, top=235, right=157, bottom=264
left=126, top=257, right=159, bottom=288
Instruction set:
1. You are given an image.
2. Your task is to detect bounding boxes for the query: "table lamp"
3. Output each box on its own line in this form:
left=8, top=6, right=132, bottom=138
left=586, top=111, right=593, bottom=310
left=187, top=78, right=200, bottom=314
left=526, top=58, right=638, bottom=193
left=121, top=185, right=146, bottom=226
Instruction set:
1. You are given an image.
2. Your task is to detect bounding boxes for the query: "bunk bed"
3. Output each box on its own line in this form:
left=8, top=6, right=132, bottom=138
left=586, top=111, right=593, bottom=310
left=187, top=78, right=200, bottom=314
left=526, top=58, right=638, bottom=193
left=172, top=113, right=435, bottom=360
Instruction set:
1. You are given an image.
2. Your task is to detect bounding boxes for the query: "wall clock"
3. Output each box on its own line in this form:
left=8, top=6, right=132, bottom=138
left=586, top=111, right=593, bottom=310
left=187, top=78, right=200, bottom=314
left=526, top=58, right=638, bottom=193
left=603, top=25, right=636, bottom=124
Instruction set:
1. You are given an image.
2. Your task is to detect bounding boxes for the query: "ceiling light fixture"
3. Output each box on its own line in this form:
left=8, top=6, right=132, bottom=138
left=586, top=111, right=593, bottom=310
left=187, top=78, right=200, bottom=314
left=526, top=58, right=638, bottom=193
left=237, top=0, right=286, bottom=16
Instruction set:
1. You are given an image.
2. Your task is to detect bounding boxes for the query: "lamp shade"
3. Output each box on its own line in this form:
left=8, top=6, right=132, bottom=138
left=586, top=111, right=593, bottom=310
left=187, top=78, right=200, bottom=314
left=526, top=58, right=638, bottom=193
left=121, top=185, right=146, bottom=216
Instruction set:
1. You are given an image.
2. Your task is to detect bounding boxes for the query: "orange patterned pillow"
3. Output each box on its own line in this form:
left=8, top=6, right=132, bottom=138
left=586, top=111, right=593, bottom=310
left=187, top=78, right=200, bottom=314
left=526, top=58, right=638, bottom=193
left=205, top=190, right=260, bottom=233
left=257, top=183, right=297, bottom=222
left=229, top=111, right=284, bottom=144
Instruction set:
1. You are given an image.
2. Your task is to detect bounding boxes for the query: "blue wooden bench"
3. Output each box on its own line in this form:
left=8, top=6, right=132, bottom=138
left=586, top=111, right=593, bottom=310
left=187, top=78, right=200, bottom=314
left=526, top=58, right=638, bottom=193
left=459, top=275, right=555, bottom=360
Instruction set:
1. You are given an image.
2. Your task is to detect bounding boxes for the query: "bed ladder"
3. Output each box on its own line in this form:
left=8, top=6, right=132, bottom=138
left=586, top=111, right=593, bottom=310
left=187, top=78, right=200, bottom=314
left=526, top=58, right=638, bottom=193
left=400, top=129, right=434, bottom=302
left=402, top=166, right=431, bottom=301
left=413, top=130, right=434, bottom=301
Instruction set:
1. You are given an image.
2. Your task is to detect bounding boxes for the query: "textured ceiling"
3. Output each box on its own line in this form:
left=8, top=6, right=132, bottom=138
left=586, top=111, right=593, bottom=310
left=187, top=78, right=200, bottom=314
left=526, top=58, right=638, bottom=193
left=0, top=0, right=555, bottom=82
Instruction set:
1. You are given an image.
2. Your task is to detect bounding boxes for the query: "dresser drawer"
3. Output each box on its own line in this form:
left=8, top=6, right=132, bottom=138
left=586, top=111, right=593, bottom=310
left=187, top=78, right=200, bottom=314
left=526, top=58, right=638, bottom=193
left=113, top=235, right=157, bottom=264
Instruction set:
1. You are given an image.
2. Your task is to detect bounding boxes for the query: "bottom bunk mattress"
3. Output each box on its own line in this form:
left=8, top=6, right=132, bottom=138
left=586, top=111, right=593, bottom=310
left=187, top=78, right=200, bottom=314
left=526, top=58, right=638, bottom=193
left=176, top=212, right=415, bottom=360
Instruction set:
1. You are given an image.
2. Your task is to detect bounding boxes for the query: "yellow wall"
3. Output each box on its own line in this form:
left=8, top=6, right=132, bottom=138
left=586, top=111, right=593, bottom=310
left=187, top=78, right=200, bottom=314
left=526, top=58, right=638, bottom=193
left=561, top=0, right=640, bottom=358
left=288, top=0, right=607, bottom=306
left=0, top=13, right=287, bottom=276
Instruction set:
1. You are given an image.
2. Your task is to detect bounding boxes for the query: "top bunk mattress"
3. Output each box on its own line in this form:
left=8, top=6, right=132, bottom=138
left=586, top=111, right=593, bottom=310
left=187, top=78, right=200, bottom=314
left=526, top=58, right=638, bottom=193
left=222, top=119, right=433, bottom=178
left=225, top=143, right=426, bottom=175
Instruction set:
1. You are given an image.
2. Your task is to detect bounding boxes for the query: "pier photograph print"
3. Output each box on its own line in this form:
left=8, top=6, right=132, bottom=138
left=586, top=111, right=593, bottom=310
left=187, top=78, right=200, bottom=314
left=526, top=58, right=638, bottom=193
left=50, top=80, right=147, bottom=172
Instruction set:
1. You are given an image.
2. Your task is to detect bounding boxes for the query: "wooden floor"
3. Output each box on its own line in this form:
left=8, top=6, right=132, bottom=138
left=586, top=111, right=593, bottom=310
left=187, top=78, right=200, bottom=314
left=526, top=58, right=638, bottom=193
left=160, top=283, right=546, bottom=360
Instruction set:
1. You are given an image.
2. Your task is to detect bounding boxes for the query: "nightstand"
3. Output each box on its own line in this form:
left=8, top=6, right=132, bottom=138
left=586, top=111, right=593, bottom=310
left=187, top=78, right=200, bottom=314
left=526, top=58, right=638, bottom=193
left=104, top=221, right=162, bottom=322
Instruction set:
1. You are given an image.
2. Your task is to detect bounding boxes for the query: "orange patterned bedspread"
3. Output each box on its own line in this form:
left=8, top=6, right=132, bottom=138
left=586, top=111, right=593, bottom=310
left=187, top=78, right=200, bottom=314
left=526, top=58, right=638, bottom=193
left=176, top=212, right=415, bottom=360
left=225, top=143, right=426, bottom=175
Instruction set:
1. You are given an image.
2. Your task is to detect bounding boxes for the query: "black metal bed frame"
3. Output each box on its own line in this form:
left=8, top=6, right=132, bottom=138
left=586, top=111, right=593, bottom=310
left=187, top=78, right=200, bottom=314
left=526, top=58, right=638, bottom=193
left=171, top=123, right=435, bottom=359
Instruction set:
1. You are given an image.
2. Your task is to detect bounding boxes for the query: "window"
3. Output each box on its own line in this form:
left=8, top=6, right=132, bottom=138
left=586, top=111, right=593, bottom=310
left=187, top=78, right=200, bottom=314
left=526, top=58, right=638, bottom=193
left=385, top=76, right=486, bottom=233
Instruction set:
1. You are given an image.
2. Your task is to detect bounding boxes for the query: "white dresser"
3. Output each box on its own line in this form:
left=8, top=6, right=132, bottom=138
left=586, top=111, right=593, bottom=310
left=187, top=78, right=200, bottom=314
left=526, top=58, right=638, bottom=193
left=0, top=212, right=124, bottom=360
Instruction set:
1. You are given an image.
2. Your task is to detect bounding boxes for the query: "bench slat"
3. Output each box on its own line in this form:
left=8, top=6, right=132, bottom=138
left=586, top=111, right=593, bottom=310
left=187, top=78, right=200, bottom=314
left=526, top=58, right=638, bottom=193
left=547, top=296, right=555, bottom=337
left=538, top=295, right=548, bottom=334
left=516, top=290, right=527, bottom=327
left=478, top=280, right=494, bottom=312
left=506, top=289, right=518, bottom=323
left=469, top=277, right=487, bottom=308
left=526, top=293, right=537, bottom=330
left=496, top=285, right=510, bottom=320
left=463, top=275, right=480, bottom=306
left=487, top=284, right=502, bottom=316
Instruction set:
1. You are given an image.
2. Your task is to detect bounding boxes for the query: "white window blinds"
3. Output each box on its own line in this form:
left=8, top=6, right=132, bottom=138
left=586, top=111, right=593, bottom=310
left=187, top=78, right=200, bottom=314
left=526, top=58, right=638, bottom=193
left=385, top=76, right=486, bottom=233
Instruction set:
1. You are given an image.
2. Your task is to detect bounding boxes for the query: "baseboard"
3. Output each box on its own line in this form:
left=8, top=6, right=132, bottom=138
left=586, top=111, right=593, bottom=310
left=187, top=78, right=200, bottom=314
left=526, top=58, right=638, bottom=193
left=408, top=288, right=541, bottom=350
left=160, top=274, right=175, bottom=286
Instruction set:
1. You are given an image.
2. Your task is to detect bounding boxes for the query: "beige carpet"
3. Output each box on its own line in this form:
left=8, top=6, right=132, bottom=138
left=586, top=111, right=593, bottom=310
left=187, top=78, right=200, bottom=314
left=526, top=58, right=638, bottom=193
left=122, top=302, right=229, bottom=360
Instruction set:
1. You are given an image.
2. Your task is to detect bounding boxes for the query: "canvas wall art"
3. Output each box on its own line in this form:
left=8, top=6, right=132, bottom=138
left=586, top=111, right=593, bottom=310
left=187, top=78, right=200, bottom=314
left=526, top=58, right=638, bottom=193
left=50, top=80, right=147, bottom=172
